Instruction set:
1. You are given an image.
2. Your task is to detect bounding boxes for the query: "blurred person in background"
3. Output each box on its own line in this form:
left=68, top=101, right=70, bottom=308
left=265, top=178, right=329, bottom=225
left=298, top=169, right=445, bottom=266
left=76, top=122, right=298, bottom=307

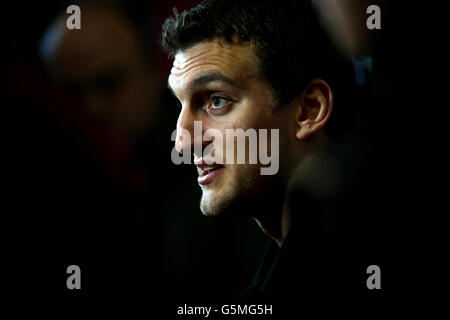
left=40, top=2, right=162, bottom=154
left=4, top=0, right=170, bottom=311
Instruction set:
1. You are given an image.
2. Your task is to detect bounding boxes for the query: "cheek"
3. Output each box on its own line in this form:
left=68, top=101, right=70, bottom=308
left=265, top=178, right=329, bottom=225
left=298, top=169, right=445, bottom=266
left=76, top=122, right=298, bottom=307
left=229, top=163, right=260, bottom=189
left=221, top=114, right=268, bottom=133
left=228, top=163, right=271, bottom=200
left=239, top=104, right=276, bottom=131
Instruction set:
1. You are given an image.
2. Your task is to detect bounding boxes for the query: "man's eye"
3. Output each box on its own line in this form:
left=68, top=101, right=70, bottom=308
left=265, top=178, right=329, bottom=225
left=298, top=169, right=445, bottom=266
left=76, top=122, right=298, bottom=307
left=209, top=96, right=229, bottom=109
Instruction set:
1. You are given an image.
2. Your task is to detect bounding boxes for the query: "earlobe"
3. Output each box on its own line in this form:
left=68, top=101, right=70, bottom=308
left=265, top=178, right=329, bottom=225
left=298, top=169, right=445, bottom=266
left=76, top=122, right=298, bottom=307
left=295, top=79, right=333, bottom=140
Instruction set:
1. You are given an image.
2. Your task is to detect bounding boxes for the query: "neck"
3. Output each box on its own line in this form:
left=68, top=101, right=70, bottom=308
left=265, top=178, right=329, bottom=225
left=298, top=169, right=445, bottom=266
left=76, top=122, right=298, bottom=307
left=254, top=195, right=292, bottom=247
left=275, top=201, right=292, bottom=246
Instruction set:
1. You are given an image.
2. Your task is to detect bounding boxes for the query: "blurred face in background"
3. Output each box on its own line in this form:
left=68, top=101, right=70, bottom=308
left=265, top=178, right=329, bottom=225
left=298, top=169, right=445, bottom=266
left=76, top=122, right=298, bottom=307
left=42, top=4, right=160, bottom=146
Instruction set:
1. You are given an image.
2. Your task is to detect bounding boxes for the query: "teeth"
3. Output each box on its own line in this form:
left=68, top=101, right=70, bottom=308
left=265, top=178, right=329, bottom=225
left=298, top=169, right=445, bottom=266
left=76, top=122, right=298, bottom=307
left=203, top=166, right=215, bottom=171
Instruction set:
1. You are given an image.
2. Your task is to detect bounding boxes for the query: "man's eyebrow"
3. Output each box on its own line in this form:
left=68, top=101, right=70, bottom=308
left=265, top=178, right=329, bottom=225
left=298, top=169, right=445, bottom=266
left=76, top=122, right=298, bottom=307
left=167, top=72, right=239, bottom=98
left=190, top=72, right=238, bottom=89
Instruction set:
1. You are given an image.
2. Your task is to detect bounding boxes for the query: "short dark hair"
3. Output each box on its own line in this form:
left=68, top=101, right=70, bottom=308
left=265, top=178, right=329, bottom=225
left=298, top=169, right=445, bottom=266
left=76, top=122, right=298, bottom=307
left=161, top=0, right=357, bottom=138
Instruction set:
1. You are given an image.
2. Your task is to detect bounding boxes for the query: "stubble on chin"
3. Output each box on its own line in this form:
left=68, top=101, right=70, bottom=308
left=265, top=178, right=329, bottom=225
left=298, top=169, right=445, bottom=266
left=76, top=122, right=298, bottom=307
left=198, top=165, right=260, bottom=217
left=199, top=180, right=234, bottom=217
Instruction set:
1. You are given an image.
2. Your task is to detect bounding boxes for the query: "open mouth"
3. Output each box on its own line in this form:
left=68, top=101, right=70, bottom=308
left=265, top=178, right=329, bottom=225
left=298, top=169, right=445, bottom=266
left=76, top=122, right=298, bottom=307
left=197, top=163, right=225, bottom=185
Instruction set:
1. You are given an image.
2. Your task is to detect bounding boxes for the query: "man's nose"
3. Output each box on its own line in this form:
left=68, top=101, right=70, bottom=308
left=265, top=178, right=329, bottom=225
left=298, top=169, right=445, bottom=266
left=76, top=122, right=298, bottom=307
left=175, top=106, right=195, bottom=154
left=175, top=107, right=209, bottom=157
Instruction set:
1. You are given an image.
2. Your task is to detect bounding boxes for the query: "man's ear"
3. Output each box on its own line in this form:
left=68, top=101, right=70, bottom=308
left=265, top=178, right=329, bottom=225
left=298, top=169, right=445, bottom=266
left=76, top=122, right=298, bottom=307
left=295, top=79, right=333, bottom=140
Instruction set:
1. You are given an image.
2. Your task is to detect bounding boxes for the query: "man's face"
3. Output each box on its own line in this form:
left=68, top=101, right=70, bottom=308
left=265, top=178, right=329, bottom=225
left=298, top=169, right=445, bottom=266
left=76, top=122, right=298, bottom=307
left=169, top=39, right=292, bottom=216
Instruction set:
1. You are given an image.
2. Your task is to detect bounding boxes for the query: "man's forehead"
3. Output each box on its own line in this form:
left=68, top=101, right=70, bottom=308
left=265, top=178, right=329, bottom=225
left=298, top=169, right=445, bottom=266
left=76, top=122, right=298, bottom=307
left=169, top=40, right=258, bottom=87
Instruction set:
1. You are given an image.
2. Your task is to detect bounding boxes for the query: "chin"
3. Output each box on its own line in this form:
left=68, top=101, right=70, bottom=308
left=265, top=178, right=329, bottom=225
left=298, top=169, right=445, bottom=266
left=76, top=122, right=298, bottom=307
left=199, top=204, right=219, bottom=217
left=198, top=165, right=263, bottom=217
left=199, top=184, right=237, bottom=217
left=200, top=192, right=227, bottom=216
